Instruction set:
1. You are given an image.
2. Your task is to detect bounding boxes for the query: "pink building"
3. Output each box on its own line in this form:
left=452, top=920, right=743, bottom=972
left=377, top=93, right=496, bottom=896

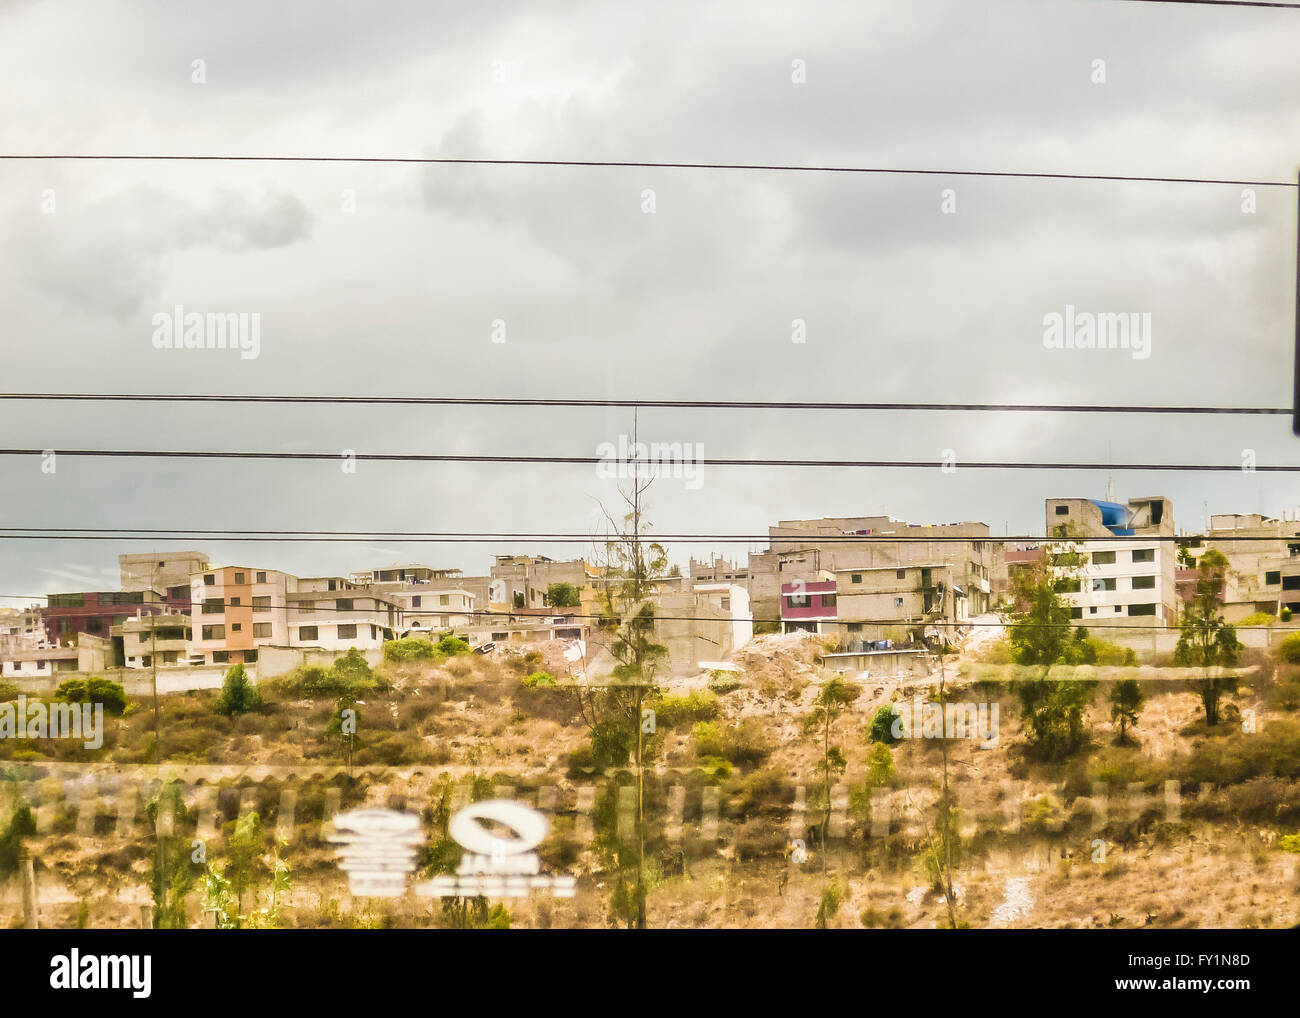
left=781, top=579, right=837, bottom=634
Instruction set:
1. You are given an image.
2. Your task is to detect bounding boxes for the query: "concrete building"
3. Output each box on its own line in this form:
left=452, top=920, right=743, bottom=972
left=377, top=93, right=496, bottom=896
left=1044, top=495, right=1178, bottom=626
left=1, top=632, right=108, bottom=679
left=833, top=562, right=964, bottom=643
left=287, top=577, right=401, bottom=652
left=0, top=605, right=44, bottom=644
left=45, top=589, right=181, bottom=647
left=350, top=564, right=477, bottom=634
left=119, top=551, right=210, bottom=592
left=115, top=611, right=193, bottom=669
left=645, top=582, right=753, bottom=672
left=189, top=565, right=296, bottom=667
left=489, top=555, right=597, bottom=610
left=1199, top=513, right=1300, bottom=620
left=689, top=556, right=749, bottom=585
left=748, top=515, right=1005, bottom=624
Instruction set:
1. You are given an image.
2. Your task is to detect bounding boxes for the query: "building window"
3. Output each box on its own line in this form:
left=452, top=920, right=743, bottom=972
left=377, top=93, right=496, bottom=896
left=440, top=616, right=449, bottom=627
left=1091, top=578, right=1117, bottom=592
left=1283, top=576, right=1300, bottom=591
left=1092, top=551, right=1116, bottom=565
left=894, top=597, right=904, bottom=608
left=440, top=594, right=450, bottom=606
left=788, top=594, right=808, bottom=608
left=140, top=633, right=149, bottom=643
left=336, top=598, right=354, bottom=611
left=1132, top=549, right=1155, bottom=563
left=1131, top=576, right=1156, bottom=590
left=245, top=650, right=258, bottom=663
left=1089, top=606, right=1097, bottom=614
left=299, top=626, right=319, bottom=641
left=721, top=597, right=731, bottom=611
left=822, top=594, right=837, bottom=608
left=201, top=625, right=225, bottom=640
left=256, top=571, right=267, bottom=583
left=87, top=618, right=104, bottom=634
left=202, top=599, right=223, bottom=615
left=168, top=585, right=188, bottom=600
left=1070, top=607, right=1082, bottom=619
left=1055, top=505, right=1069, bottom=515
left=1265, top=571, right=1281, bottom=586
left=492, top=632, right=508, bottom=641
left=253, top=596, right=270, bottom=613
left=371, top=625, right=378, bottom=639
left=1128, top=603, right=1157, bottom=617
left=338, top=624, right=358, bottom=639
left=298, top=601, right=315, bottom=612
left=852, top=574, right=862, bottom=584
left=895, top=569, right=906, bottom=579
left=231, top=623, right=242, bottom=632
left=203, top=574, right=215, bottom=585
left=230, top=597, right=241, bottom=606
left=253, top=623, right=271, bottom=638
left=412, top=596, right=421, bottom=608
left=141, top=655, right=152, bottom=668
left=213, top=651, right=229, bottom=664
left=234, top=572, right=245, bottom=584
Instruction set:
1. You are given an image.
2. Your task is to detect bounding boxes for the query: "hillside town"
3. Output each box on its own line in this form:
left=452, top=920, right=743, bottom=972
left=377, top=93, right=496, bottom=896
left=5, top=491, right=1300, bottom=693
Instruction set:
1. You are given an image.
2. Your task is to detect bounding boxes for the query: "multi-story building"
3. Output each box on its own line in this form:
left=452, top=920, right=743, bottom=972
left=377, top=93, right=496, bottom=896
left=350, top=564, right=477, bottom=634
left=119, top=551, right=210, bottom=592
left=188, top=565, right=296, bottom=667
left=833, top=562, right=963, bottom=643
left=779, top=576, right=838, bottom=634
left=489, top=555, right=597, bottom=610
left=0, top=604, right=44, bottom=644
left=115, top=611, right=194, bottom=669
left=287, top=577, right=401, bottom=651
left=44, top=589, right=184, bottom=647
left=748, top=515, right=1005, bottom=624
left=689, top=556, right=749, bottom=585
left=1044, top=495, right=1178, bottom=626
left=643, top=582, right=753, bottom=672
left=1199, top=513, right=1300, bottom=620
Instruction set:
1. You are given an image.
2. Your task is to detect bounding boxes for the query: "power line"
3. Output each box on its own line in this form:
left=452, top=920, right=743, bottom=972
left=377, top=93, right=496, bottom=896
left=1110, top=0, right=1300, bottom=8
left=0, top=393, right=1286, bottom=415
left=0, top=153, right=1294, bottom=188
left=1, top=447, right=1297, bottom=471
left=0, top=528, right=1295, bottom=544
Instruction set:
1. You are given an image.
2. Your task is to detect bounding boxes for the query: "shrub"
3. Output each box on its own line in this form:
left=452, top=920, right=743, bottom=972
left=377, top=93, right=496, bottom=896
left=691, top=719, right=771, bottom=764
left=521, top=671, right=557, bottom=688
left=214, top=665, right=262, bottom=717
left=383, top=637, right=439, bottom=662
left=654, top=690, right=719, bottom=727
left=1283, top=608, right=1294, bottom=622
left=869, top=705, right=901, bottom=744
left=707, top=671, right=742, bottom=695
left=0, top=683, right=19, bottom=703
left=1092, top=640, right=1138, bottom=667
left=436, top=635, right=470, bottom=657
left=1237, top=611, right=1277, bottom=628
left=56, top=678, right=128, bottom=716
left=1278, top=633, right=1300, bottom=665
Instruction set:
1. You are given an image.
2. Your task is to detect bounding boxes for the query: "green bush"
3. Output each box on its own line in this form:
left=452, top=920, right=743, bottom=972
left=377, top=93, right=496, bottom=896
left=1278, top=633, right=1300, bottom=665
left=869, top=705, right=901, bottom=744
left=707, top=671, right=742, bottom=695
left=436, top=635, right=470, bottom=656
left=382, top=637, right=438, bottom=663
left=1092, top=640, right=1138, bottom=667
left=654, top=690, right=719, bottom=727
left=521, top=671, right=557, bottom=688
left=691, top=719, right=771, bottom=764
left=55, top=678, right=128, bottom=716
left=271, top=649, right=388, bottom=699
left=0, top=683, right=20, bottom=702
left=214, top=664, right=262, bottom=717
left=1237, top=611, right=1277, bottom=628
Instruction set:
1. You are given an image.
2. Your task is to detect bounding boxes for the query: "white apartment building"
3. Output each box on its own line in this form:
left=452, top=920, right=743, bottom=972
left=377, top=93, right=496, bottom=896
left=287, top=577, right=401, bottom=651
left=1045, top=496, right=1178, bottom=626
left=350, top=564, right=476, bottom=633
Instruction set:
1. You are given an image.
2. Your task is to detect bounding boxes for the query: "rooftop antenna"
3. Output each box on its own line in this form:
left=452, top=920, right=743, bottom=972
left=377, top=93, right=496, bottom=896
left=1104, top=441, right=1116, bottom=503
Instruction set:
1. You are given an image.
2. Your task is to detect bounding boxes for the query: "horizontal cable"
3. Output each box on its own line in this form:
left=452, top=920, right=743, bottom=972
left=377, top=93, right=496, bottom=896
left=0, top=154, right=1293, bottom=188
left=0, top=528, right=1295, bottom=544
left=0, top=448, right=1295, bottom=471
left=0, top=393, right=1286, bottom=415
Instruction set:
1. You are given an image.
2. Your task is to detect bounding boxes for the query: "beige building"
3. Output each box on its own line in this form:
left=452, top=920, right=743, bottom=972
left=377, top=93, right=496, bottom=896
left=1197, top=513, right=1300, bottom=620
left=119, top=551, right=211, bottom=591
left=748, top=515, right=1004, bottom=624
left=351, top=564, right=477, bottom=633
left=116, top=611, right=193, bottom=668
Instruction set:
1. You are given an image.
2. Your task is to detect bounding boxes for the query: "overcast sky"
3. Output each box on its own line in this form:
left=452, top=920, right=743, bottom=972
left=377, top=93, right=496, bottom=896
left=0, top=0, right=1297, bottom=604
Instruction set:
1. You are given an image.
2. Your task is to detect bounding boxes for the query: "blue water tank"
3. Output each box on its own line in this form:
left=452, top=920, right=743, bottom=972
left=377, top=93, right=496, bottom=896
left=1088, top=499, right=1133, bottom=535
